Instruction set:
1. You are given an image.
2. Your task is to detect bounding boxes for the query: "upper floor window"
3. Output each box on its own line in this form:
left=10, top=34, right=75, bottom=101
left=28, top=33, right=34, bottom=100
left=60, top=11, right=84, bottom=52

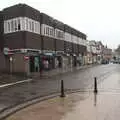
left=41, top=24, right=54, bottom=38
left=11, top=20, right=14, bottom=31
left=15, top=20, right=18, bottom=31
left=25, top=18, right=28, bottom=30
left=32, top=21, right=34, bottom=32
left=18, top=19, right=21, bottom=30
left=55, top=29, right=64, bottom=40
left=8, top=22, right=10, bottom=32
left=4, top=17, right=40, bottom=34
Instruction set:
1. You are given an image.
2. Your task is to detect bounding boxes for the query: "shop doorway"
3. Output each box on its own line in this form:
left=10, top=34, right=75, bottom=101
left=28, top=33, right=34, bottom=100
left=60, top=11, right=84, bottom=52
left=73, top=56, right=77, bottom=67
left=29, top=56, right=40, bottom=72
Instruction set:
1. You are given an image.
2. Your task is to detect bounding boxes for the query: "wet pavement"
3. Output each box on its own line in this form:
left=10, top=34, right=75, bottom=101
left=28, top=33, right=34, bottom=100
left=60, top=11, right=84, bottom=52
left=4, top=66, right=120, bottom=120
left=0, top=74, right=27, bottom=85
left=0, top=64, right=119, bottom=118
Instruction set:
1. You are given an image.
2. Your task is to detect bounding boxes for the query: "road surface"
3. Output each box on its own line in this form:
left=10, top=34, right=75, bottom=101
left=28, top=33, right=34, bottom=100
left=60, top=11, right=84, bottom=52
left=0, top=64, right=119, bottom=114
left=4, top=64, right=120, bottom=120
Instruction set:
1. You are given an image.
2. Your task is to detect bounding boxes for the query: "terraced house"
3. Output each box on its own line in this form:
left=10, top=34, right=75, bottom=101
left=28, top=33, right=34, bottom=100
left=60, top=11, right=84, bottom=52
left=0, top=4, right=87, bottom=76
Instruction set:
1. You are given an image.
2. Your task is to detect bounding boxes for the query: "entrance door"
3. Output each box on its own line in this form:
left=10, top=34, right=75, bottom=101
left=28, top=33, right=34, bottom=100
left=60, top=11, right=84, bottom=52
left=34, top=56, right=40, bottom=72
left=29, top=56, right=40, bottom=72
left=29, top=56, right=34, bottom=72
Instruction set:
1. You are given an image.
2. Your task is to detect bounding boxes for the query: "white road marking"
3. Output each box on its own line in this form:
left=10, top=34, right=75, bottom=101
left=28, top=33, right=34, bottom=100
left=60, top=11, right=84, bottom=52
left=0, top=79, right=32, bottom=88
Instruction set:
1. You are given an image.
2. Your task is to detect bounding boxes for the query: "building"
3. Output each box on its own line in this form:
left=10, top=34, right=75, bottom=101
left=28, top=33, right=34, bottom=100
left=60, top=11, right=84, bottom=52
left=2, top=4, right=41, bottom=75
left=96, top=41, right=104, bottom=64
left=86, top=40, right=106, bottom=64
left=89, top=40, right=97, bottom=64
left=86, top=40, right=92, bottom=64
left=0, top=4, right=87, bottom=75
left=103, top=46, right=112, bottom=62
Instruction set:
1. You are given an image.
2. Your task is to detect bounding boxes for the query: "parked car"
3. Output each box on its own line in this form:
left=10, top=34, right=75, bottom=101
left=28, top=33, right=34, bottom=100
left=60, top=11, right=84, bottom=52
left=113, top=60, right=120, bottom=64
left=101, top=60, right=109, bottom=64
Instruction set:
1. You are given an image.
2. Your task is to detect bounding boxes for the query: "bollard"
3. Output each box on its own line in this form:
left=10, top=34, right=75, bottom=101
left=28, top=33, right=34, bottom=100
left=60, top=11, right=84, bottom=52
left=94, top=77, right=98, bottom=93
left=60, top=80, right=65, bottom=97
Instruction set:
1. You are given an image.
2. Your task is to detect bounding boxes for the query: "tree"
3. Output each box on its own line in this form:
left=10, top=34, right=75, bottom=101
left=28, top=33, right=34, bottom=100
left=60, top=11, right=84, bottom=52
left=115, top=44, right=120, bottom=52
left=115, top=45, right=120, bottom=56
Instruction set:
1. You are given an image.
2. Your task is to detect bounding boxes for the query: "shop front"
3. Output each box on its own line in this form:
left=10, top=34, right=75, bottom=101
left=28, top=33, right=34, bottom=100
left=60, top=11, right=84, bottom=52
left=41, top=52, right=56, bottom=71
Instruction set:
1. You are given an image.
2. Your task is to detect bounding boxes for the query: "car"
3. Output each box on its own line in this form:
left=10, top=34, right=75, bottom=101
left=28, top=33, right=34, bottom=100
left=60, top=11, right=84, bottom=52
left=101, top=60, right=109, bottom=64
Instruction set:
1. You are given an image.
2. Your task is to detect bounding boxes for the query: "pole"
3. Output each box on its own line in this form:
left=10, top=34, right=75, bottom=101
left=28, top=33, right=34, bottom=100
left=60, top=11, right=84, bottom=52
left=10, top=57, right=13, bottom=75
left=94, top=77, right=98, bottom=93
left=60, top=80, right=65, bottom=97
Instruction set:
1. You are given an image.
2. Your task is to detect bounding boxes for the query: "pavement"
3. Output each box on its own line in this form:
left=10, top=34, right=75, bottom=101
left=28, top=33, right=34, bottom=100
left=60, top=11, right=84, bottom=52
left=0, top=64, right=119, bottom=119
left=4, top=66, right=120, bottom=120
left=0, top=74, right=27, bottom=85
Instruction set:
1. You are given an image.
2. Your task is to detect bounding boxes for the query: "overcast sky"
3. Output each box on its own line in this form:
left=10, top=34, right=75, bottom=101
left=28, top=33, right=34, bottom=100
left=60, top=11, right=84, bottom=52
left=0, top=0, right=120, bottom=49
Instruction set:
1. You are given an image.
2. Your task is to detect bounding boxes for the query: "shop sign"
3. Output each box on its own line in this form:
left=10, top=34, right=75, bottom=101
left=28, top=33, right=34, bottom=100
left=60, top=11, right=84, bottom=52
left=24, top=56, right=29, bottom=60
left=44, top=53, right=53, bottom=56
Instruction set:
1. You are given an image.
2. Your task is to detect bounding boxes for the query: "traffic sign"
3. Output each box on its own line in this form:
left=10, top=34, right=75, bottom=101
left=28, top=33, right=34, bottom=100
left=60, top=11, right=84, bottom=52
left=3, top=47, right=10, bottom=55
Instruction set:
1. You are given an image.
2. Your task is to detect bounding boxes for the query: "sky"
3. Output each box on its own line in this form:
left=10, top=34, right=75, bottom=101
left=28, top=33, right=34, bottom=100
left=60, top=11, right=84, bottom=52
left=0, top=0, right=120, bottom=49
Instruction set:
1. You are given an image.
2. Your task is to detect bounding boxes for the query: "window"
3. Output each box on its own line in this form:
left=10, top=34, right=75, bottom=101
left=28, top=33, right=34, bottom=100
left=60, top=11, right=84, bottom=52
left=4, top=21, right=7, bottom=33
left=41, top=24, right=54, bottom=38
left=26, top=18, right=28, bottom=30
left=15, top=20, right=17, bottom=31
left=29, top=20, right=32, bottom=31
left=35, top=22, right=38, bottom=33
left=32, top=21, right=34, bottom=32
left=18, top=19, right=21, bottom=30
left=47, top=27, right=49, bottom=35
left=51, top=29, right=54, bottom=36
left=44, top=25, right=46, bottom=35
left=45, top=27, right=47, bottom=35
left=8, top=22, right=10, bottom=32
left=11, top=20, right=14, bottom=32
left=4, top=17, right=40, bottom=34
left=50, top=28, right=53, bottom=36
left=46, top=27, right=49, bottom=35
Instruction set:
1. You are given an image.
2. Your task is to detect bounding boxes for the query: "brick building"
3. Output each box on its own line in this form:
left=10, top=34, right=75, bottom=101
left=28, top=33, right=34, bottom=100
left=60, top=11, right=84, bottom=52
left=103, top=46, right=112, bottom=62
left=0, top=4, right=87, bottom=75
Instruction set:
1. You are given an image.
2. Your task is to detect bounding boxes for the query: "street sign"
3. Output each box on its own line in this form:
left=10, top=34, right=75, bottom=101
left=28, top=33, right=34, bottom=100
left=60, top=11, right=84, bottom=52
left=3, top=47, right=10, bottom=55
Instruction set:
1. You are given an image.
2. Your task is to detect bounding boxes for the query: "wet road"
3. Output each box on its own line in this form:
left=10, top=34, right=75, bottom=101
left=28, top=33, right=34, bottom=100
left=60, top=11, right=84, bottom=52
left=5, top=69, right=120, bottom=120
left=0, top=64, right=119, bottom=113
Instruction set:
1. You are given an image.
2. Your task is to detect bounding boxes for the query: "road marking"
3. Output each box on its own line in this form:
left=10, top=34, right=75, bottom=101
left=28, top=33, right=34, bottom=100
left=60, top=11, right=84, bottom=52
left=0, top=79, right=32, bottom=88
